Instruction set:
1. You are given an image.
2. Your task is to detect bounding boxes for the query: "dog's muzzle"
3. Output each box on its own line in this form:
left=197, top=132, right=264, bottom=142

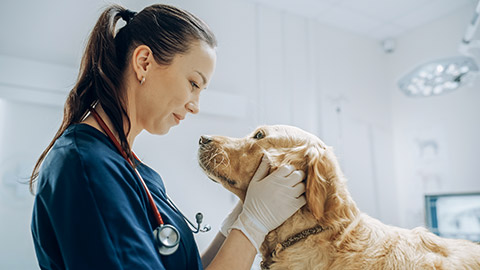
left=199, top=135, right=212, bottom=146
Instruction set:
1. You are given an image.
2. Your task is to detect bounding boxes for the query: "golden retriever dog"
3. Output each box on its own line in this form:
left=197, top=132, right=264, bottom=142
left=197, top=125, right=480, bottom=270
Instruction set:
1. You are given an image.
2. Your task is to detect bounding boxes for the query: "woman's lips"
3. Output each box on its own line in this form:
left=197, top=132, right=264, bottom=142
left=173, top=113, right=183, bottom=124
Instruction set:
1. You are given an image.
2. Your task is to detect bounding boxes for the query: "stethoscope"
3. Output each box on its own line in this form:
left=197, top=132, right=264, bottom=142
left=89, top=108, right=210, bottom=256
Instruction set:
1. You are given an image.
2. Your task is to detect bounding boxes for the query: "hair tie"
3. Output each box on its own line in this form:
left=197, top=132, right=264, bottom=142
left=119, top=9, right=137, bottom=24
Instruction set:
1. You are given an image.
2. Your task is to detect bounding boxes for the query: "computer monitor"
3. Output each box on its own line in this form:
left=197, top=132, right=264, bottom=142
left=425, top=192, right=480, bottom=242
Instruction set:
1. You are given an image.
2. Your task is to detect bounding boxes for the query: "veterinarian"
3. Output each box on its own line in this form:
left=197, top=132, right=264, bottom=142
left=29, top=4, right=306, bottom=270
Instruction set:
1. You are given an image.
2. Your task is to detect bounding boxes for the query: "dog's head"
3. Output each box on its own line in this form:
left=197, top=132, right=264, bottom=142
left=197, top=125, right=350, bottom=222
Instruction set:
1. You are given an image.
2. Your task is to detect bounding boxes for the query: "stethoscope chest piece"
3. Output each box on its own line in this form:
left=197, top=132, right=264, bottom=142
left=154, top=224, right=181, bottom=255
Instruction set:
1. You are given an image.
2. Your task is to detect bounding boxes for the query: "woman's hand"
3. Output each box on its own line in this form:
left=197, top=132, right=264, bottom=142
left=231, top=156, right=306, bottom=251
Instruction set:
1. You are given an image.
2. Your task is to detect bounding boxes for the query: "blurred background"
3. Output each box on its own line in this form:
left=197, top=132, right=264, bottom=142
left=1, top=0, right=480, bottom=269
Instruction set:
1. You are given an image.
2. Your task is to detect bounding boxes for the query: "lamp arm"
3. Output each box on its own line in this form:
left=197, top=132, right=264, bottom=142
left=462, top=0, right=480, bottom=44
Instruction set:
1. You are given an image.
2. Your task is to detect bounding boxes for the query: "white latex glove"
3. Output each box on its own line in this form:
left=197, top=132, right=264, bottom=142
left=219, top=200, right=243, bottom=237
left=231, top=156, right=306, bottom=251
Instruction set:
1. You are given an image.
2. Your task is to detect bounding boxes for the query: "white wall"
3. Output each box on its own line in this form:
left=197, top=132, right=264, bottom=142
left=388, top=3, right=480, bottom=229
left=0, top=100, right=63, bottom=270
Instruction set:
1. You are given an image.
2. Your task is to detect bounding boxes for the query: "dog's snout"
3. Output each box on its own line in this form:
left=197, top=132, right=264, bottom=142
left=199, top=135, right=212, bottom=145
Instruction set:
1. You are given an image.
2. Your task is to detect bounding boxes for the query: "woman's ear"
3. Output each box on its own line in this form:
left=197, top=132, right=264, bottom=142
left=131, top=45, right=153, bottom=82
left=306, top=145, right=328, bottom=221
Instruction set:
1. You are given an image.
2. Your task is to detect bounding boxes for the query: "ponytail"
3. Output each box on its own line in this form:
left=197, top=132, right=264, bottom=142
left=29, top=5, right=134, bottom=193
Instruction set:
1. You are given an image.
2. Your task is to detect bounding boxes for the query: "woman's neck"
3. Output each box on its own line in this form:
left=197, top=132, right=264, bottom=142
left=81, top=104, right=139, bottom=147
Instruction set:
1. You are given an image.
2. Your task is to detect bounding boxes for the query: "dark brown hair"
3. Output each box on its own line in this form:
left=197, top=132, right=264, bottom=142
left=29, top=4, right=217, bottom=193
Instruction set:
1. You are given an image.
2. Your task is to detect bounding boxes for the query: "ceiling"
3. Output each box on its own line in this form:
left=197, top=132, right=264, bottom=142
left=0, top=0, right=477, bottom=67
left=249, top=0, right=477, bottom=40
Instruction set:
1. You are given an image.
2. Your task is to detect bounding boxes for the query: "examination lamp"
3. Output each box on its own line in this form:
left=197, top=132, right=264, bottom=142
left=398, top=0, right=480, bottom=97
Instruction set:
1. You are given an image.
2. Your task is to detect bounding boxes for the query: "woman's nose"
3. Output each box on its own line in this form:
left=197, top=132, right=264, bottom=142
left=186, top=101, right=199, bottom=114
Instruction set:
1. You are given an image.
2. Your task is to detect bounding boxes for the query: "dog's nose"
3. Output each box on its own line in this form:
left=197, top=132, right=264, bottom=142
left=199, top=135, right=212, bottom=145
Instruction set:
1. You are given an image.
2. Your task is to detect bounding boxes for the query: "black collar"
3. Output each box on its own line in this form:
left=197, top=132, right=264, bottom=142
left=260, top=225, right=327, bottom=270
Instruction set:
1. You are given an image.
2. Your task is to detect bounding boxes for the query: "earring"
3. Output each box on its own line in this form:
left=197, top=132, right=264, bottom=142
left=140, top=77, right=145, bottom=85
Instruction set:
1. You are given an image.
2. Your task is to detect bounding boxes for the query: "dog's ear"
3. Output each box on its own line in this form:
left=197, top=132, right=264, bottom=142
left=307, top=145, right=351, bottom=223
left=307, top=144, right=345, bottom=221
left=305, top=145, right=329, bottom=221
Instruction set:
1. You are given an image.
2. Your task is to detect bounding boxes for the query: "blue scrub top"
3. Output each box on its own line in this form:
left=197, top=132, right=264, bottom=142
left=31, top=124, right=203, bottom=270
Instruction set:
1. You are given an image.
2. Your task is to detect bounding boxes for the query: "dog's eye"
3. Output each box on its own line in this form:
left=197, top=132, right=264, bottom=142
left=253, top=130, right=265, bottom=140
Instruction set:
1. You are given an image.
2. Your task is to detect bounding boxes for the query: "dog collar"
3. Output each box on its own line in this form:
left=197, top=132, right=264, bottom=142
left=260, top=225, right=327, bottom=270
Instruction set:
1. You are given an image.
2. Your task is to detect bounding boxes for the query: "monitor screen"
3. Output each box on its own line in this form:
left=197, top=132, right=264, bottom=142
left=425, top=193, right=480, bottom=242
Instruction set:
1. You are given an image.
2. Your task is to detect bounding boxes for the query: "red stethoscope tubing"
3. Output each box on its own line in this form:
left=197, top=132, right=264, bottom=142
left=89, top=108, right=165, bottom=227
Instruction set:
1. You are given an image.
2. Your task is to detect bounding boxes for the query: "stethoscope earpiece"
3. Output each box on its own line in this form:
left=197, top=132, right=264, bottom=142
left=195, top=212, right=211, bottom=233
left=166, top=197, right=212, bottom=234
left=195, top=212, right=203, bottom=223
left=202, top=224, right=212, bottom=232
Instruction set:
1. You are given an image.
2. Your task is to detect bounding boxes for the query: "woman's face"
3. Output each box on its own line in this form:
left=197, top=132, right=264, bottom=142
left=136, top=41, right=216, bottom=135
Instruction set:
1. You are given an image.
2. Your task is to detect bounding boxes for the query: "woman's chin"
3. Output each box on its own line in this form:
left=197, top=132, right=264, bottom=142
left=145, top=124, right=170, bottom=136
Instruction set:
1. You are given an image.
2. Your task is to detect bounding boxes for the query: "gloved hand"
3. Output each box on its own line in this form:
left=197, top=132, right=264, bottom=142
left=219, top=200, right=243, bottom=237
left=231, top=156, right=306, bottom=251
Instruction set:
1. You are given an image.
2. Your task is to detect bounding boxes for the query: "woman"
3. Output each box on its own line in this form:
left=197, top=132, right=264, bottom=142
left=30, top=4, right=306, bottom=270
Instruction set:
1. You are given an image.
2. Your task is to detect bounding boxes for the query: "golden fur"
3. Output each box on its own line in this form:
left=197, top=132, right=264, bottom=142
left=197, top=125, right=480, bottom=270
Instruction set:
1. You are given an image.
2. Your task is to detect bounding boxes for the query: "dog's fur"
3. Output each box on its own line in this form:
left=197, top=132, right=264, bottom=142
left=197, top=125, right=480, bottom=270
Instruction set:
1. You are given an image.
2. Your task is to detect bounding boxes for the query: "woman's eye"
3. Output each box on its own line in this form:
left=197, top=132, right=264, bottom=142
left=190, top=81, right=199, bottom=90
left=253, top=131, right=265, bottom=140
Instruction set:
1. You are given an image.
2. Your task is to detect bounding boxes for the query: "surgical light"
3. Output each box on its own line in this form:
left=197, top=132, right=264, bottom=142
left=398, top=57, right=478, bottom=97
left=398, top=0, right=480, bottom=97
